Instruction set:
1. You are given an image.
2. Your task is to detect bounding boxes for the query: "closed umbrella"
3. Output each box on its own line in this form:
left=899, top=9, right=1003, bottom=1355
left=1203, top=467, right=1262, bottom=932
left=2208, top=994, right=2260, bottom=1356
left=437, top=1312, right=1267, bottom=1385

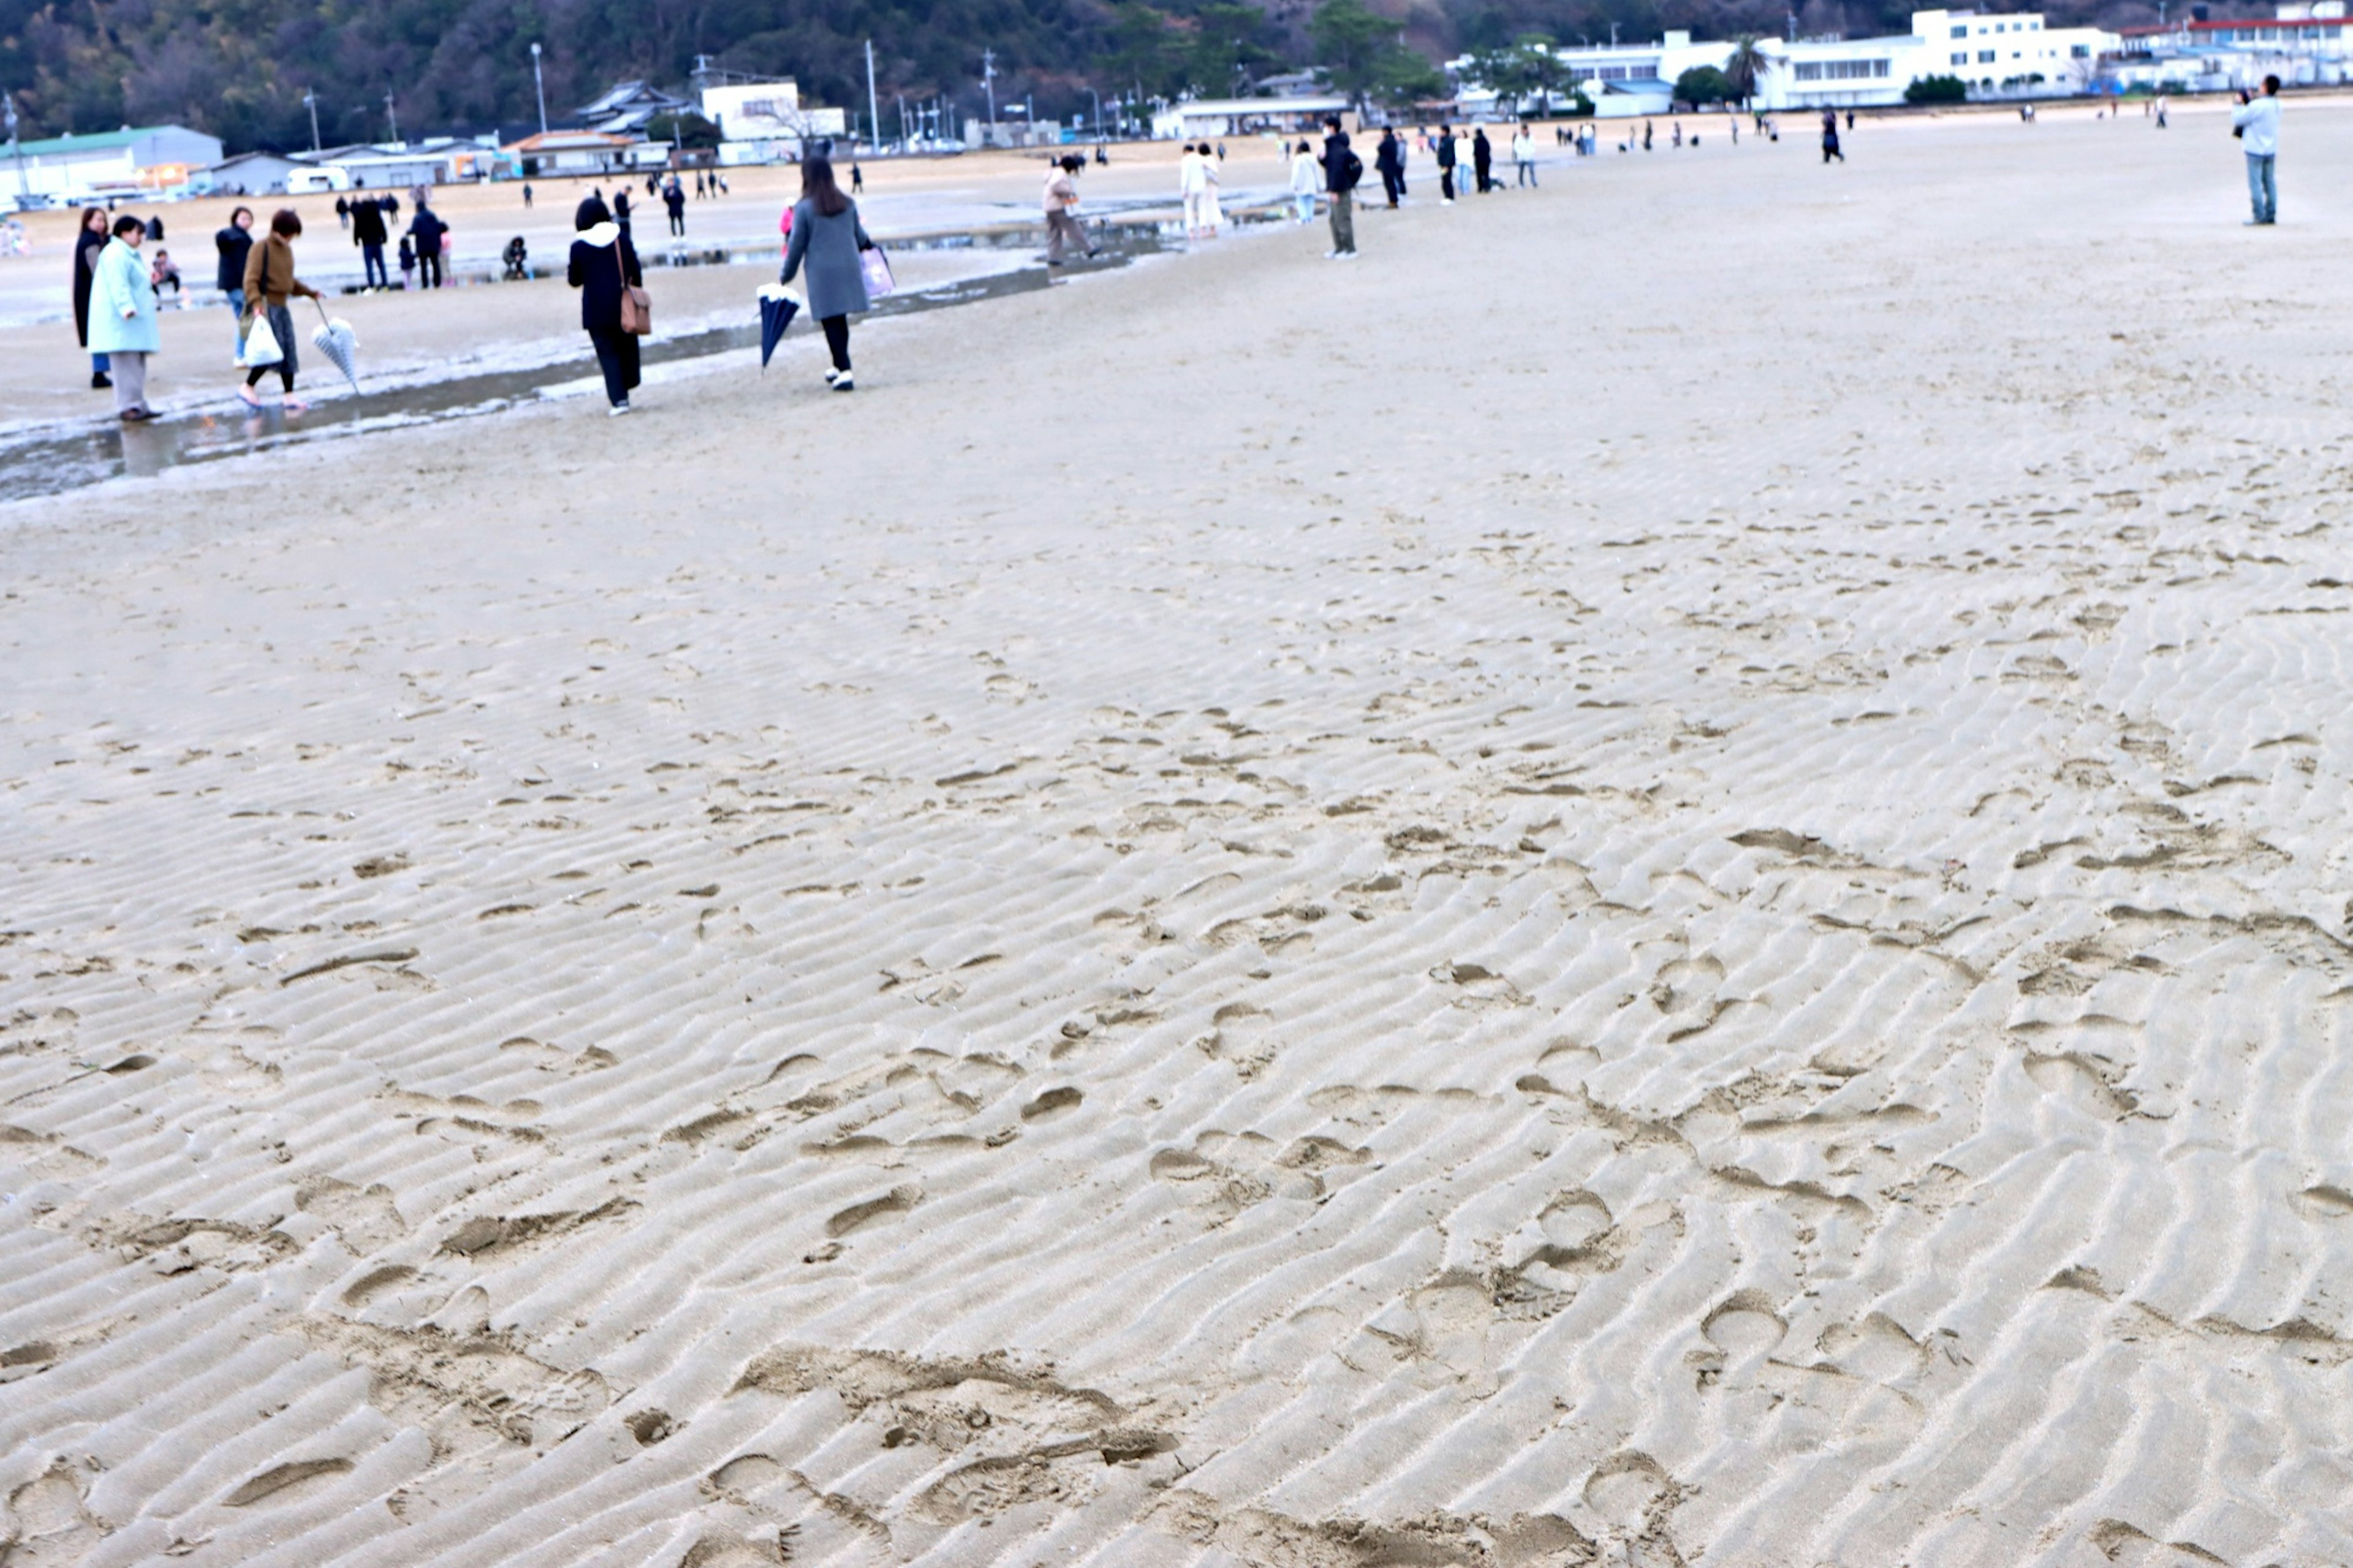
left=757, top=282, right=800, bottom=371
left=309, top=298, right=360, bottom=394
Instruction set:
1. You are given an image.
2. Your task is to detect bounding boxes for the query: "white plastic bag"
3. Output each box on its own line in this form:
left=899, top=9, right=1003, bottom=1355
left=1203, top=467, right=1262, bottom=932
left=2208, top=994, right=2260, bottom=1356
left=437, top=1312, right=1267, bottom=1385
left=241, top=311, right=283, bottom=369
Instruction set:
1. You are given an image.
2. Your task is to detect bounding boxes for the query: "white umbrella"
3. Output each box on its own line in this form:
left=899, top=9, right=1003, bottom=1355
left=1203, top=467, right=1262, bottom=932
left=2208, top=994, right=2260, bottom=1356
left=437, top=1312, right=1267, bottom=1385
left=309, top=299, right=360, bottom=395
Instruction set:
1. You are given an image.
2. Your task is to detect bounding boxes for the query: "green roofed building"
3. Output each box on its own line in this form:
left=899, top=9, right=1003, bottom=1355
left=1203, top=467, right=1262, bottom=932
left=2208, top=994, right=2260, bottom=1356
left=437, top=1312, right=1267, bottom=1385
left=4, top=125, right=225, bottom=203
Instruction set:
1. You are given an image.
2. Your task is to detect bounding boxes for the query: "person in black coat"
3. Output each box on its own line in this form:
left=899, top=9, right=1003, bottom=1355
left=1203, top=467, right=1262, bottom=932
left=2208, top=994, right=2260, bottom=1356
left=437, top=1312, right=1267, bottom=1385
left=1471, top=126, right=1494, bottom=192
left=1375, top=128, right=1404, bottom=207
left=567, top=195, right=643, bottom=414
left=350, top=195, right=390, bottom=289
left=215, top=206, right=256, bottom=354
left=72, top=206, right=113, bottom=387
left=662, top=180, right=687, bottom=237
left=407, top=201, right=449, bottom=287
left=1319, top=117, right=1360, bottom=257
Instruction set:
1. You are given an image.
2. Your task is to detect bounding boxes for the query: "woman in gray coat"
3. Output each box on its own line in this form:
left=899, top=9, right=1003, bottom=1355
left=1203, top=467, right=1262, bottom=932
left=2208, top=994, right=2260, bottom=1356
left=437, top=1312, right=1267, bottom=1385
left=778, top=156, right=874, bottom=392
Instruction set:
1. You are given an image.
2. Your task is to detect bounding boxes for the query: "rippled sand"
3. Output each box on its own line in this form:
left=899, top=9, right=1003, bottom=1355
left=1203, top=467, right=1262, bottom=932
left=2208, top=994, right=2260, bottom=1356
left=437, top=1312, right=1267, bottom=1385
left=6, top=102, right=2353, bottom=1568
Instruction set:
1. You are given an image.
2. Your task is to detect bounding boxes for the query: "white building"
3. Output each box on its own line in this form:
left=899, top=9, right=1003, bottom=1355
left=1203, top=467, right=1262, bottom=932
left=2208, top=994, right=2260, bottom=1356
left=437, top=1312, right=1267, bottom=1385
left=1452, top=9, right=2114, bottom=116
left=1151, top=97, right=1352, bottom=138
left=700, top=79, right=846, bottom=161
left=2112, top=4, right=2353, bottom=89
left=195, top=150, right=314, bottom=197
left=2, top=124, right=223, bottom=201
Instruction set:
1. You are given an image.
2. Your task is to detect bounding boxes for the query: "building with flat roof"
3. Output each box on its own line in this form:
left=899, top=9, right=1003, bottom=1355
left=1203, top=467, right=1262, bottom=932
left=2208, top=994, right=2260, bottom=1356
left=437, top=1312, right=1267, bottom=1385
left=1151, top=97, right=1352, bottom=138
left=5, top=124, right=224, bottom=201
left=2112, top=4, right=2353, bottom=87
left=1452, top=10, right=2113, bottom=115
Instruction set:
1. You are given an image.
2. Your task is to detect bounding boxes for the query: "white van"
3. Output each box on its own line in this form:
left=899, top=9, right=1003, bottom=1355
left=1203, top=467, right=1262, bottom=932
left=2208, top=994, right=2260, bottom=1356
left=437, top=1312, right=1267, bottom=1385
left=286, top=167, right=352, bottom=194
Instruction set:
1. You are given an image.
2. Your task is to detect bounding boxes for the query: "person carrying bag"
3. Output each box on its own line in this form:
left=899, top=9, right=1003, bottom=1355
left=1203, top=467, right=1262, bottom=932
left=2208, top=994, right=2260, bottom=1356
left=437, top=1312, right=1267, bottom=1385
left=779, top=155, right=876, bottom=393
left=567, top=195, right=645, bottom=415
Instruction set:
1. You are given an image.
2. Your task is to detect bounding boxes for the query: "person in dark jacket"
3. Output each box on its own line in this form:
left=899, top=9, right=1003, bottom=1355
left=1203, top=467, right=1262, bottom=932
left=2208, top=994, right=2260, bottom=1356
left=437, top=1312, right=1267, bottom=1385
left=778, top=155, right=874, bottom=392
left=615, top=188, right=632, bottom=232
left=335, top=195, right=350, bottom=228
left=1821, top=108, right=1843, bottom=164
left=72, top=206, right=113, bottom=387
left=1320, top=116, right=1360, bottom=258
left=567, top=195, right=643, bottom=415
left=215, top=206, right=256, bottom=353
left=408, top=201, right=449, bottom=287
left=241, top=208, right=323, bottom=411
left=663, top=179, right=687, bottom=237
left=1435, top=124, right=1458, bottom=203
left=350, top=195, right=390, bottom=289
left=1471, top=126, right=1494, bottom=192
left=1374, top=128, right=1404, bottom=208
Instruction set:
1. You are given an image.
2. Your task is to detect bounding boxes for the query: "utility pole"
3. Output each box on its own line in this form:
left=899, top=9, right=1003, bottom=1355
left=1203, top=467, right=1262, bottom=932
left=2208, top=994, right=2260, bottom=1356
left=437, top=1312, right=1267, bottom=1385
left=982, top=48, right=998, bottom=128
left=302, top=88, right=321, bottom=151
left=896, top=93, right=907, bottom=146
left=384, top=91, right=399, bottom=145
left=531, top=43, right=548, bottom=135
left=865, top=39, right=881, bottom=155
left=1088, top=86, right=1102, bottom=136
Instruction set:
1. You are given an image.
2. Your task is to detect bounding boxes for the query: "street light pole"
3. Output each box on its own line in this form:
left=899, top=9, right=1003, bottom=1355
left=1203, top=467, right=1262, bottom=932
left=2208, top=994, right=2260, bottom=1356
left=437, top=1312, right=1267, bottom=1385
left=301, top=88, right=320, bottom=151
left=982, top=48, right=997, bottom=129
left=1088, top=86, right=1102, bottom=137
left=384, top=91, right=399, bottom=145
left=4, top=93, right=27, bottom=203
left=865, top=40, right=881, bottom=155
left=532, top=43, right=548, bottom=136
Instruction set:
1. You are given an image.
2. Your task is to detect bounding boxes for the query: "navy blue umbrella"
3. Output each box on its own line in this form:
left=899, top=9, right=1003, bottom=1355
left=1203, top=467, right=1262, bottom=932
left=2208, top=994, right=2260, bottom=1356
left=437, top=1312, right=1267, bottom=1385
left=758, top=284, right=801, bottom=371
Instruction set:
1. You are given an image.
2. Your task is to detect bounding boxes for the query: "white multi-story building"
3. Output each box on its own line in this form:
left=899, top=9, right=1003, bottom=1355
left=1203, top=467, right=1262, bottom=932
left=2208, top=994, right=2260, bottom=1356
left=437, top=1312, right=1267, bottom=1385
left=1450, top=9, right=2115, bottom=116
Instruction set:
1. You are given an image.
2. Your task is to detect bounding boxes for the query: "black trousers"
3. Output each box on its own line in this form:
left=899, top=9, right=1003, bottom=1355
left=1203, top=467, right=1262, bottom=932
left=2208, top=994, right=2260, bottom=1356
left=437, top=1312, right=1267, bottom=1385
left=419, top=252, right=442, bottom=288
left=820, top=314, right=851, bottom=373
left=1439, top=166, right=1455, bottom=199
left=1380, top=169, right=1402, bottom=205
left=669, top=212, right=685, bottom=237
left=588, top=327, right=641, bottom=406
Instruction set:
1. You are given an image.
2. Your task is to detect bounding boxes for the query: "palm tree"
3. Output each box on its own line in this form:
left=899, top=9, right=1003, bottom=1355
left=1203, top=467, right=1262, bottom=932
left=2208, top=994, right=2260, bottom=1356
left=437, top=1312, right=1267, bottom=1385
left=1724, top=35, right=1771, bottom=108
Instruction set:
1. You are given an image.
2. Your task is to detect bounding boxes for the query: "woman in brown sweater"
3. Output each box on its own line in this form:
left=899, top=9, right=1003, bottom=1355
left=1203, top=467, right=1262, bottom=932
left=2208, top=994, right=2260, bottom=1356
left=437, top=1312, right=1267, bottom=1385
left=240, top=208, right=323, bottom=411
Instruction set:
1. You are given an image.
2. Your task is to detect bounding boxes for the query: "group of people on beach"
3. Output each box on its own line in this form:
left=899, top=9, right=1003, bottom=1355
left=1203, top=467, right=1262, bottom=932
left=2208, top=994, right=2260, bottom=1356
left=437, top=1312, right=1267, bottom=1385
left=333, top=191, right=450, bottom=289
left=71, top=202, right=322, bottom=420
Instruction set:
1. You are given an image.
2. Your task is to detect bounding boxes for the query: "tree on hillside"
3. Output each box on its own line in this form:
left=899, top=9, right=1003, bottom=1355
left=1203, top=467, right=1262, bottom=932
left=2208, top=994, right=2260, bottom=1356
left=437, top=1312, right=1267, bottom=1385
left=1102, top=1, right=1187, bottom=104
left=1471, top=32, right=1570, bottom=115
left=1186, top=2, right=1289, bottom=96
left=1311, top=0, right=1439, bottom=111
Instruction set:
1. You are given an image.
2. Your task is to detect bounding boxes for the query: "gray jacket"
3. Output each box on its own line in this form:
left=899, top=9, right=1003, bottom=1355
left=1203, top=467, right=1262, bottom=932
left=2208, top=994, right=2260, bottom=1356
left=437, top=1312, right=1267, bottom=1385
left=781, top=197, right=874, bottom=319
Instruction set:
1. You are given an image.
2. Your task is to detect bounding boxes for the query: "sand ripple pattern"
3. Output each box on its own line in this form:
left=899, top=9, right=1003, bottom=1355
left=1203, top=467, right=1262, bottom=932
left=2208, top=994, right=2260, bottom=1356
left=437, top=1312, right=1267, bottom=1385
left=7, top=136, right=2353, bottom=1567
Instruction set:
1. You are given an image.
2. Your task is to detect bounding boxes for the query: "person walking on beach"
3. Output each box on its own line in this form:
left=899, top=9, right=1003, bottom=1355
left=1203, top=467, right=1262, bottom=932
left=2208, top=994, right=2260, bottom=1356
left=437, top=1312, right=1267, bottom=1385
left=614, top=187, right=633, bottom=233
left=1376, top=127, right=1405, bottom=206
left=1512, top=123, right=1537, bottom=186
left=73, top=207, right=112, bottom=388
left=778, top=155, right=874, bottom=392
left=1290, top=138, right=1321, bottom=221
left=1320, top=115, right=1361, bottom=258
left=851, top=162, right=865, bottom=193
left=1179, top=142, right=1206, bottom=237
left=1436, top=124, right=1458, bottom=202
left=335, top=194, right=349, bottom=230
left=2155, top=94, right=2169, bottom=129
left=523, top=181, right=534, bottom=209
left=214, top=205, right=254, bottom=355
left=1472, top=126, right=1494, bottom=191
left=664, top=178, right=688, bottom=237
left=1821, top=108, right=1844, bottom=163
left=1043, top=154, right=1098, bottom=263
left=89, top=214, right=160, bottom=421
left=350, top=191, right=390, bottom=290
left=240, top=209, right=322, bottom=411
left=2234, top=75, right=2281, bottom=224
left=407, top=199, right=449, bottom=287
left=567, top=195, right=643, bottom=415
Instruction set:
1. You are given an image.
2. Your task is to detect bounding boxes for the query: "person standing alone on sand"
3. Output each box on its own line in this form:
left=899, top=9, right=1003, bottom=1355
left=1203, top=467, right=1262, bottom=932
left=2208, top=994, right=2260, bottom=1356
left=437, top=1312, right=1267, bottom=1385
left=1436, top=124, right=1458, bottom=202
left=214, top=205, right=254, bottom=356
left=779, top=155, right=874, bottom=393
left=73, top=207, right=112, bottom=388
left=1376, top=127, right=1405, bottom=206
left=1513, top=123, right=1537, bottom=186
left=2234, top=75, right=2280, bottom=224
left=1472, top=126, right=1494, bottom=191
left=567, top=195, right=643, bottom=415
left=240, top=209, right=322, bottom=411
left=89, top=214, right=159, bottom=421
left=664, top=178, right=688, bottom=237
left=1320, top=115, right=1360, bottom=259
left=1821, top=108, right=1844, bottom=163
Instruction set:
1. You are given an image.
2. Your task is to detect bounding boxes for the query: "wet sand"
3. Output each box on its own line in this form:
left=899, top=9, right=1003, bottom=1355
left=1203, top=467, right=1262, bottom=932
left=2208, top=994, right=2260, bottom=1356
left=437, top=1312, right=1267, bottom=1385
left=6, top=103, right=2353, bottom=1567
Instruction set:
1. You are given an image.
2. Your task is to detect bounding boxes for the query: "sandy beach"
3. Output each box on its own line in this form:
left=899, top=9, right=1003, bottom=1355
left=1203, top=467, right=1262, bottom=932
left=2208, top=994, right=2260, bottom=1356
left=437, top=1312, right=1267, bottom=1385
left=7, top=100, right=2353, bottom=1567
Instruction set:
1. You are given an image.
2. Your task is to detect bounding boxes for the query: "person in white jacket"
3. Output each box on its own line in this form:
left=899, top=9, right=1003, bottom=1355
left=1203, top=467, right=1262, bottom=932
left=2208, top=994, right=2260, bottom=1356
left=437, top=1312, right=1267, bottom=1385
left=2232, top=75, right=2281, bottom=225
left=1289, top=140, right=1320, bottom=222
left=1180, top=143, right=1207, bottom=238
left=1513, top=124, right=1538, bottom=187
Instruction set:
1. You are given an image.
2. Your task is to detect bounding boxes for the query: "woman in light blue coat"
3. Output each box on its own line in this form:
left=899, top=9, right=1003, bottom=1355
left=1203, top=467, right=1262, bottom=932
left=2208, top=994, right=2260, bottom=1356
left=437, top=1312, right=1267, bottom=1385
left=778, top=155, right=874, bottom=392
left=88, top=214, right=161, bottom=421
